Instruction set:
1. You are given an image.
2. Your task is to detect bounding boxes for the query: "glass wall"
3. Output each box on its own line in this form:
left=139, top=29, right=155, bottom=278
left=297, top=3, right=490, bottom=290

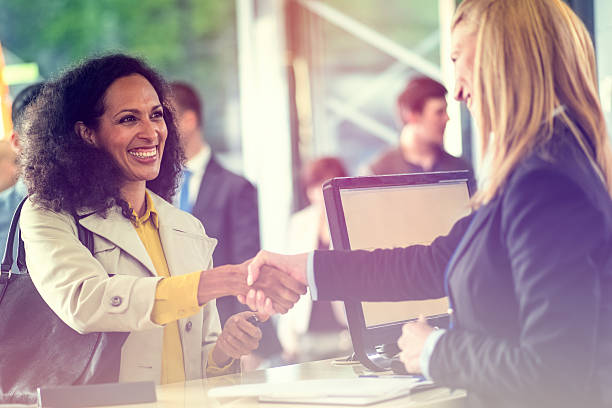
left=0, top=1, right=243, bottom=168
left=286, top=0, right=462, bottom=179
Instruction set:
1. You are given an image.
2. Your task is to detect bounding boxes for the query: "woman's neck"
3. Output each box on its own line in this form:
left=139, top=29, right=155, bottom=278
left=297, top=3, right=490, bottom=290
left=120, top=181, right=147, bottom=217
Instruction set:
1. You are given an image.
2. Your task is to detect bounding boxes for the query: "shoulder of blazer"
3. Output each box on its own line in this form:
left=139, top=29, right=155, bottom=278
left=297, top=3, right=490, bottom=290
left=505, top=120, right=601, bottom=199
left=21, top=197, right=77, bottom=234
left=205, top=155, right=224, bottom=175
left=206, top=156, right=255, bottom=192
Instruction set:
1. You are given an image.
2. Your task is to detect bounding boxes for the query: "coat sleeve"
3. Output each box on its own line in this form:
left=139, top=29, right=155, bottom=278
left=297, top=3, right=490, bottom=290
left=20, top=200, right=162, bottom=333
left=429, top=169, right=605, bottom=405
left=312, top=213, right=473, bottom=301
left=199, top=255, right=226, bottom=376
left=199, top=236, right=240, bottom=377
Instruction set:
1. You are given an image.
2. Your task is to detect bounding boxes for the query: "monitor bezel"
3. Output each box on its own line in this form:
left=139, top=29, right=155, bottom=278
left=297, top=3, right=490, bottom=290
left=322, top=171, right=473, bottom=370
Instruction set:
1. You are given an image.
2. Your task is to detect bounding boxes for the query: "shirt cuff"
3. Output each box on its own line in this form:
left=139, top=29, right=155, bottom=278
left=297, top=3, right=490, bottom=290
left=151, top=270, right=202, bottom=325
left=306, top=251, right=318, bottom=300
left=420, top=328, right=446, bottom=380
left=206, top=348, right=240, bottom=377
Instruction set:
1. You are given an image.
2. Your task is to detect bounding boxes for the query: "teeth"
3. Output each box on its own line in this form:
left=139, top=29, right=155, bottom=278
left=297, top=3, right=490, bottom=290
left=129, top=148, right=156, bottom=158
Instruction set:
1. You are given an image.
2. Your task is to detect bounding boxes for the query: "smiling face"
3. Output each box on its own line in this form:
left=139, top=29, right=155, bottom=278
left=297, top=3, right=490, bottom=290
left=86, top=74, right=167, bottom=189
left=451, top=23, right=477, bottom=114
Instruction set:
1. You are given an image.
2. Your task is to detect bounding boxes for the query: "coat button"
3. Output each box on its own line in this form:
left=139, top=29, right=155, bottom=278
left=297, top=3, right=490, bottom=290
left=185, top=321, right=193, bottom=332
left=110, top=296, right=122, bottom=307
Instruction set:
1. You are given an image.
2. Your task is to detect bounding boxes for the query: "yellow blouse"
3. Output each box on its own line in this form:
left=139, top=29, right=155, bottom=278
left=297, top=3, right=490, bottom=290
left=130, top=192, right=236, bottom=383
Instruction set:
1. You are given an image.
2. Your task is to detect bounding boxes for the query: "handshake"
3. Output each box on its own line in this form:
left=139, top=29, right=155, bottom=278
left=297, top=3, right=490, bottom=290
left=236, top=251, right=310, bottom=315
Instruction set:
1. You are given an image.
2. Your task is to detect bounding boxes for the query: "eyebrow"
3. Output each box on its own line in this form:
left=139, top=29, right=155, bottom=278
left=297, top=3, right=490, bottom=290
left=113, top=104, right=163, bottom=118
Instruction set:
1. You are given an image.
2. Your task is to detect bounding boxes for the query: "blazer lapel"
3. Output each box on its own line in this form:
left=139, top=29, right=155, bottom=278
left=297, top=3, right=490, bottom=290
left=445, top=198, right=499, bottom=281
left=78, top=206, right=157, bottom=276
left=192, top=157, right=222, bottom=215
left=156, top=201, right=187, bottom=277
left=152, top=193, right=216, bottom=277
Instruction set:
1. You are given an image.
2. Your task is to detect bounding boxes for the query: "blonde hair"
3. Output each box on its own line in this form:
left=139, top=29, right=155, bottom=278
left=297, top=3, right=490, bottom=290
left=453, top=0, right=612, bottom=205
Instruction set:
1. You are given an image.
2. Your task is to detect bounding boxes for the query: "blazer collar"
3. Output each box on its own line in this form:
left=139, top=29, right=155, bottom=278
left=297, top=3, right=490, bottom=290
left=78, top=203, right=157, bottom=275
left=151, top=191, right=217, bottom=275
left=445, top=197, right=499, bottom=281
left=149, top=190, right=201, bottom=234
left=76, top=190, right=195, bottom=276
left=193, top=156, right=223, bottom=212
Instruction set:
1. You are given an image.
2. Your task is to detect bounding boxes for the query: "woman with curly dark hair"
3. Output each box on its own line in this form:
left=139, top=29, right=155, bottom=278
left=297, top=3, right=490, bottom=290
left=18, top=54, right=305, bottom=384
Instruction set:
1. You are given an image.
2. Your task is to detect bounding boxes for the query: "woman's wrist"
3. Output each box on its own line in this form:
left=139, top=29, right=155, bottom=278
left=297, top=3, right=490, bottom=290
left=197, top=265, right=249, bottom=305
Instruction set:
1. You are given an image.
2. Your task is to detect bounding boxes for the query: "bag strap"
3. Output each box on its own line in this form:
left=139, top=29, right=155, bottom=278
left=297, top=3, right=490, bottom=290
left=73, top=211, right=95, bottom=255
left=1, top=197, right=28, bottom=275
left=1, top=197, right=95, bottom=276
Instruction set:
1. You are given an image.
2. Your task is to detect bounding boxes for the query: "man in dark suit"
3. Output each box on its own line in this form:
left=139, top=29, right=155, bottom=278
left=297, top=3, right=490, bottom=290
left=170, top=82, right=281, bottom=367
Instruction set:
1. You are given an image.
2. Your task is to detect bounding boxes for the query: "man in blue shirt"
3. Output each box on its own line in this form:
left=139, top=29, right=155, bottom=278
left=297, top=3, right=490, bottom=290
left=170, top=81, right=282, bottom=368
left=0, top=83, right=43, bottom=271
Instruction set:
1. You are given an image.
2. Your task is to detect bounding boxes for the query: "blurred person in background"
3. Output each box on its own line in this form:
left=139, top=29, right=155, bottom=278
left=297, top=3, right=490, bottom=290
left=0, top=140, right=19, bottom=204
left=364, top=77, right=473, bottom=185
left=170, top=81, right=282, bottom=369
left=19, top=54, right=304, bottom=384
left=277, top=157, right=351, bottom=363
left=0, top=83, right=44, bottom=271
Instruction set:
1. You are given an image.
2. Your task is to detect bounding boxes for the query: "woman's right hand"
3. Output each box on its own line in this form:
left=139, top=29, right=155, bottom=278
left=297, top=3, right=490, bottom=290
left=198, top=259, right=306, bottom=314
left=248, top=263, right=307, bottom=314
left=239, top=251, right=309, bottom=314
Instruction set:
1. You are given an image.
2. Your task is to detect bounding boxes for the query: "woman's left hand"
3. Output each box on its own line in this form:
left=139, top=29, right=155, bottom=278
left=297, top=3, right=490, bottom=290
left=397, top=316, right=435, bottom=374
left=211, top=311, right=268, bottom=366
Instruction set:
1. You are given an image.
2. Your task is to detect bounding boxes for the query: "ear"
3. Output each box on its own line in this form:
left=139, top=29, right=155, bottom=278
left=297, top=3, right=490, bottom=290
left=399, top=106, right=416, bottom=125
left=404, top=109, right=422, bottom=124
left=9, top=131, right=20, bottom=153
left=74, top=121, right=97, bottom=146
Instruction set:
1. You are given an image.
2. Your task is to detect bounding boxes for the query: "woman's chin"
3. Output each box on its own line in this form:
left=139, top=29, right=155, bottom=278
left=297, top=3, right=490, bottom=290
left=122, top=171, right=161, bottom=185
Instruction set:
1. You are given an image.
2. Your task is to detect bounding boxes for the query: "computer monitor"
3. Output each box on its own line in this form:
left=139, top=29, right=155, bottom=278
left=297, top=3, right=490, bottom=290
left=322, top=171, right=472, bottom=371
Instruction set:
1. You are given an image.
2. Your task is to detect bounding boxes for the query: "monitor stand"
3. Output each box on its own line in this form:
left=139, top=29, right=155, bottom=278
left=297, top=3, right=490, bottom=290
left=355, top=343, right=399, bottom=372
left=356, top=344, right=416, bottom=375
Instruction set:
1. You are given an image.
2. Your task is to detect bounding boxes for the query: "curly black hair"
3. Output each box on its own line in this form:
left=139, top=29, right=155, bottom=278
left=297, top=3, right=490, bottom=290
left=21, top=53, right=184, bottom=216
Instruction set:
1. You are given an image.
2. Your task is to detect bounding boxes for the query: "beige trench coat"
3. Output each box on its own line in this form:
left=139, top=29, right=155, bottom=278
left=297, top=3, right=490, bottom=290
left=20, top=190, right=219, bottom=383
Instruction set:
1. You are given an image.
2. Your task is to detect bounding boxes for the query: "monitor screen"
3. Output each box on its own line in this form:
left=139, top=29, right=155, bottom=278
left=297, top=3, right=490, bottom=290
left=338, top=181, right=471, bottom=328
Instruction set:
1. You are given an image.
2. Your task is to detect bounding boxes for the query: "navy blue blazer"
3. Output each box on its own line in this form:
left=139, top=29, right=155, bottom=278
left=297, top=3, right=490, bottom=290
left=190, top=156, right=281, bottom=357
left=314, top=121, right=612, bottom=407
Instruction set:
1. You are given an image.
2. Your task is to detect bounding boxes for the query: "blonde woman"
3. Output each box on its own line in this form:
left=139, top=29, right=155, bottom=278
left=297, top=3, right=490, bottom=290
left=244, top=0, right=612, bottom=406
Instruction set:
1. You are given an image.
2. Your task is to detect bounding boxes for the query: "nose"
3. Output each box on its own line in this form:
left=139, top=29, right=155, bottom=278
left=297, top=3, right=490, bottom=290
left=454, top=83, right=464, bottom=102
left=140, top=117, right=160, bottom=141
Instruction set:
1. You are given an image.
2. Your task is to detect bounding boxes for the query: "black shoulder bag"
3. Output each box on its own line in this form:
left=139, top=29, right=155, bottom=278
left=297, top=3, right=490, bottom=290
left=0, top=198, right=129, bottom=404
